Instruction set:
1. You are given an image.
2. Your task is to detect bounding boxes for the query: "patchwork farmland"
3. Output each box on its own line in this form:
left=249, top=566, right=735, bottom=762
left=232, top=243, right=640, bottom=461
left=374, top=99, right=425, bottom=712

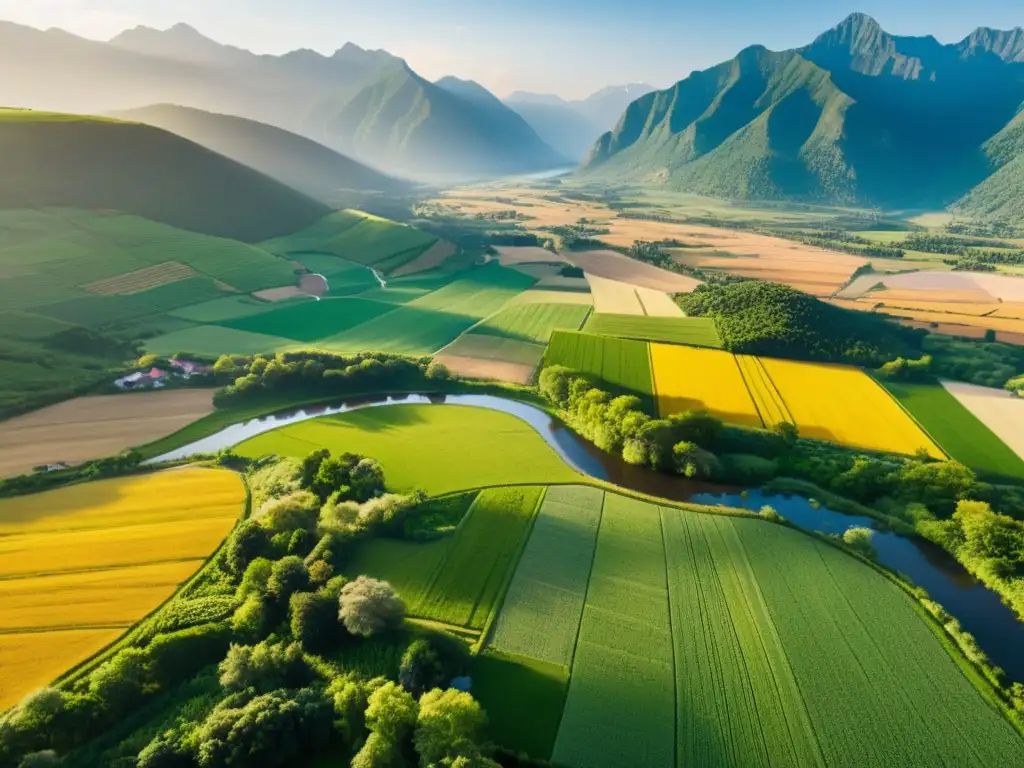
left=583, top=313, right=722, bottom=347
left=482, top=487, right=1024, bottom=767
left=548, top=329, right=950, bottom=459
left=0, top=468, right=243, bottom=709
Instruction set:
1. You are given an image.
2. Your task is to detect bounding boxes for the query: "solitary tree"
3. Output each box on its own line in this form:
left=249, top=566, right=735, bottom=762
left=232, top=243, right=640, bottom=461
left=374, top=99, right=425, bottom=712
left=338, top=577, right=405, bottom=637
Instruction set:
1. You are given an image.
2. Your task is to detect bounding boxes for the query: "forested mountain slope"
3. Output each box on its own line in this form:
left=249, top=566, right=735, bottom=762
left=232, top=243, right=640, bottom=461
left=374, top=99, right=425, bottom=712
left=580, top=13, right=1024, bottom=213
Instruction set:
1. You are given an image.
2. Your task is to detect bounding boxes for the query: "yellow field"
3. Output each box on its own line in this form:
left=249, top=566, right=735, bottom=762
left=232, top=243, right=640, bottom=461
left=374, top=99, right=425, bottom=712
left=0, top=468, right=243, bottom=709
left=0, top=629, right=125, bottom=710
left=759, top=358, right=945, bottom=458
left=736, top=355, right=792, bottom=427
left=650, top=344, right=762, bottom=426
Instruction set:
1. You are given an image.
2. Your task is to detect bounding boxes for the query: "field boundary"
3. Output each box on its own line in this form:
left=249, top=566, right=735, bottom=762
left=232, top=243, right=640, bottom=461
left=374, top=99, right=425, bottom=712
left=869, top=372, right=953, bottom=461
left=473, top=487, right=547, bottom=653
left=657, top=507, right=679, bottom=768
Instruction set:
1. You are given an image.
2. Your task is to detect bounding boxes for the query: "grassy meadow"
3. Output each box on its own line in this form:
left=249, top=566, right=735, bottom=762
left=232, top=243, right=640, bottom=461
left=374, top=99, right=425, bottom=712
left=583, top=314, right=723, bottom=348
left=235, top=405, right=579, bottom=495
left=0, top=468, right=243, bottom=709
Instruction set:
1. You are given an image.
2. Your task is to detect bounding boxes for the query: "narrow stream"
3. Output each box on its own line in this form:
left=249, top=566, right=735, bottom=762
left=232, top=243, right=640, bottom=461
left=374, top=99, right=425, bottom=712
left=152, top=392, right=1024, bottom=683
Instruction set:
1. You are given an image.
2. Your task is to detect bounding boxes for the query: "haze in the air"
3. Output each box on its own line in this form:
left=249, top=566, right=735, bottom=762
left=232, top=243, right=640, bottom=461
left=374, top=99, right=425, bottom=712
left=2, top=0, right=1020, bottom=98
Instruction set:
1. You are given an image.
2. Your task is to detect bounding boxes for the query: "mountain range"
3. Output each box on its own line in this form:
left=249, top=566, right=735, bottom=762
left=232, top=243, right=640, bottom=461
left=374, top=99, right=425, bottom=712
left=505, top=84, right=655, bottom=160
left=580, top=13, right=1024, bottom=215
left=0, top=21, right=566, bottom=180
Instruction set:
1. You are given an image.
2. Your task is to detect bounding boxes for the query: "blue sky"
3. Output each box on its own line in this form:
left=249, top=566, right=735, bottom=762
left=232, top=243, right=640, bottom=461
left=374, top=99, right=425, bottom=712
left=1, top=1, right=1021, bottom=98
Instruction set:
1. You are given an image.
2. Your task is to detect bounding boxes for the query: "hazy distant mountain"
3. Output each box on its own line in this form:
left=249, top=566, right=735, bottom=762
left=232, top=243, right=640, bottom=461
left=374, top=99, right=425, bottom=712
left=0, top=109, right=326, bottom=241
left=109, top=104, right=408, bottom=204
left=505, top=83, right=655, bottom=161
left=580, top=13, right=1024, bottom=217
left=0, top=21, right=564, bottom=181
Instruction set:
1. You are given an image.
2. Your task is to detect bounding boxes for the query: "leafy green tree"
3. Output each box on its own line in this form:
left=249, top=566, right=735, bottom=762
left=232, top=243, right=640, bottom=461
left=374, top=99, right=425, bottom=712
left=268, top=556, right=309, bottom=601
left=231, top=594, right=272, bottom=641
left=398, top=640, right=443, bottom=697
left=288, top=528, right=314, bottom=557
left=18, top=751, right=61, bottom=768
left=842, top=527, right=877, bottom=559
left=257, top=491, right=320, bottom=534
left=88, top=647, right=151, bottom=714
left=236, top=557, right=273, bottom=600
left=414, top=689, right=489, bottom=767
left=218, top=641, right=309, bottom=694
left=147, top=624, right=233, bottom=688
left=290, top=591, right=341, bottom=654
left=672, top=441, right=720, bottom=479
left=226, top=520, right=271, bottom=577
left=192, top=687, right=332, bottom=767
left=300, top=448, right=331, bottom=488
left=339, top=577, right=405, bottom=637
left=772, top=421, right=799, bottom=446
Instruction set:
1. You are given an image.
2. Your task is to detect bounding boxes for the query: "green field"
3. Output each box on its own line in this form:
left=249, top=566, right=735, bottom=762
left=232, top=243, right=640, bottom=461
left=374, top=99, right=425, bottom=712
left=262, top=209, right=437, bottom=271
left=218, top=297, right=397, bottom=342
left=544, top=330, right=654, bottom=395
left=412, top=486, right=543, bottom=628
left=582, top=313, right=723, bottom=348
left=882, top=380, right=1024, bottom=478
left=167, top=294, right=298, bottom=323
left=321, top=263, right=535, bottom=355
left=469, top=303, right=592, bottom=344
left=438, top=334, right=546, bottom=367
left=489, top=486, right=603, bottom=665
left=482, top=489, right=1024, bottom=767
left=144, top=325, right=294, bottom=356
left=552, top=493, right=675, bottom=768
left=235, top=405, right=579, bottom=495
left=472, top=651, right=569, bottom=760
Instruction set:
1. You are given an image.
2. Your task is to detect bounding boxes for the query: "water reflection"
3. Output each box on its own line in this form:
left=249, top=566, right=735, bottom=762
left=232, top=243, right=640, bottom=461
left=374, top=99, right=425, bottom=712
left=152, top=392, right=1024, bottom=682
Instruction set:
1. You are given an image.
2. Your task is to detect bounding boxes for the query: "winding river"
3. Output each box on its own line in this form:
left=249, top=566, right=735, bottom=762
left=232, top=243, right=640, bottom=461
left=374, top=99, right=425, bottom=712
left=152, top=392, right=1024, bottom=683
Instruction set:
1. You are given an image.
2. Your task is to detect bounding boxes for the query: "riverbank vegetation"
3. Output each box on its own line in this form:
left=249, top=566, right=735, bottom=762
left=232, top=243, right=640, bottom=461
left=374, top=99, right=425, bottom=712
left=0, top=455, right=502, bottom=767
left=538, top=363, right=1024, bottom=634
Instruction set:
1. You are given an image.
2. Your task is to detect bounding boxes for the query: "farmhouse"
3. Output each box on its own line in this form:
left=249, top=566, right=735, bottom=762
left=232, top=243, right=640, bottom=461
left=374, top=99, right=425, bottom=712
left=113, top=368, right=168, bottom=390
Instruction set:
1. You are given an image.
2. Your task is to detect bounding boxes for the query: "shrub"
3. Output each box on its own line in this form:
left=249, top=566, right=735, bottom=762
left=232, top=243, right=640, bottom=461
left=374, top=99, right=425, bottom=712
left=226, top=521, right=271, bottom=578
left=414, top=688, right=490, bottom=767
left=268, top=556, right=309, bottom=601
left=842, top=527, right=877, bottom=559
left=148, top=623, right=233, bottom=687
left=236, top=558, right=274, bottom=601
left=339, top=577, right=406, bottom=637
left=290, top=591, right=342, bottom=654
left=398, top=640, right=443, bottom=697
left=218, top=641, right=310, bottom=694
left=88, top=647, right=151, bottom=715
left=256, top=491, right=321, bottom=534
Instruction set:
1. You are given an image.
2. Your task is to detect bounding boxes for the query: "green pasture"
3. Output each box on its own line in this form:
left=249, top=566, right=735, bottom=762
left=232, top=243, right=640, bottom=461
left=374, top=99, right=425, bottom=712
left=262, top=209, right=437, bottom=271
left=472, top=651, right=569, bottom=761
left=144, top=325, right=294, bottom=356
left=218, top=297, right=397, bottom=342
left=544, top=330, right=654, bottom=395
left=882, top=380, right=1024, bottom=478
left=470, top=302, right=591, bottom=344
left=235, top=405, right=579, bottom=495
left=582, top=313, right=723, bottom=348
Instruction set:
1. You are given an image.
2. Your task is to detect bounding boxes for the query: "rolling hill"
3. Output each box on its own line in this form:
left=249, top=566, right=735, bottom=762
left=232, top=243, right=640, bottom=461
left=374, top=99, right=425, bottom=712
left=579, top=13, right=1024, bottom=215
left=109, top=104, right=408, bottom=204
left=0, top=21, right=564, bottom=181
left=0, top=109, right=328, bottom=241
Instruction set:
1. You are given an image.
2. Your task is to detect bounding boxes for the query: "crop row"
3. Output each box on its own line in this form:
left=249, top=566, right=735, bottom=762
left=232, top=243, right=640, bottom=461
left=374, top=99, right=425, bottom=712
left=583, top=313, right=722, bottom=348
left=488, top=486, right=604, bottom=665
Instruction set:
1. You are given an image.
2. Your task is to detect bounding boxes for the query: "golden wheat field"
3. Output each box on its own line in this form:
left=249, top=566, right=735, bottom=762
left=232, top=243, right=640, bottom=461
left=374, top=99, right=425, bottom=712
left=759, top=358, right=945, bottom=458
left=650, top=344, right=762, bottom=426
left=0, top=468, right=243, bottom=709
left=736, top=355, right=793, bottom=428
left=0, top=629, right=125, bottom=710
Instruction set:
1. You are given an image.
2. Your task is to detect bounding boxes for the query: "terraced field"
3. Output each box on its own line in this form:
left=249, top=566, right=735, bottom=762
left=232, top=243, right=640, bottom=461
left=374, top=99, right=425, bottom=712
left=0, top=468, right=243, bottom=709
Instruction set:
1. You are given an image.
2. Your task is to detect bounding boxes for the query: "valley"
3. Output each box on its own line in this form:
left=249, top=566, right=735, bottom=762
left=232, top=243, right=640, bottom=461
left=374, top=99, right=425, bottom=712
left=2, top=7, right=1024, bottom=768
